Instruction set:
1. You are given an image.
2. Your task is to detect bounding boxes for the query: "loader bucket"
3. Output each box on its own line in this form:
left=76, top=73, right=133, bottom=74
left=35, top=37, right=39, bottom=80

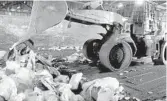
left=18, top=1, right=68, bottom=44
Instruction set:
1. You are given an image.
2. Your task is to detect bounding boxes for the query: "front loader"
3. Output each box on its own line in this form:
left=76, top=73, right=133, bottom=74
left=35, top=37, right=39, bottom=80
left=16, top=1, right=137, bottom=71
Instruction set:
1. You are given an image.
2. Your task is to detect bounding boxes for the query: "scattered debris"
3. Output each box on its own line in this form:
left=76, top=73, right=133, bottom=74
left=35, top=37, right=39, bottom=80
left=120, top=97, right=141, bottom=101
left=47, top=46, right=82, bottom=52
left=136, top=56, right=153, bottom=64
left=0, top=42, right=142, bottom=101
left=119, top=73, right=124, bottom=76
left=123, top=71, right=129, bottom=73
left=129, top=68, right=137, bottom=72
left=139, top=78, right=143, bottom=82
left=124, top=96, right=130, bottom=100
left=65, top=53, right=86, bottom=63
left=74, top=46, right=82, bottom=52
left=148, top=91, right=153, bottom=94
left=65, top=53, right=81, bottom=63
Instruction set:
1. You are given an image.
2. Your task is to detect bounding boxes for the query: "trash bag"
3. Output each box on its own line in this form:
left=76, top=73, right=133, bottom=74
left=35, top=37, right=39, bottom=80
left=81, top=77, right=124, bottom=101
left=10, top=68, right=35, bottom=92
left=69, top=73, right=83, bottom=90
left=5, top=61, right=20, bottom=75
left=58, top=83, right=84, bottom=101
left=0, top=74, right=17, bottom=101
left=13, top=68, right=35, bottom=85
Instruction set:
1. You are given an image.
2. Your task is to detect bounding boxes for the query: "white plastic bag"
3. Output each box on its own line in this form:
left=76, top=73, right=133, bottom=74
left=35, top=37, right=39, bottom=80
left=0, top=75, right=17, bottom=101
left=69, top=73, right=83, bottom=90
left=5, top=61, right=20, bottom=75
left=81, top=77, right=124, bottom=101
left=58, top=83, right=84, bottom=101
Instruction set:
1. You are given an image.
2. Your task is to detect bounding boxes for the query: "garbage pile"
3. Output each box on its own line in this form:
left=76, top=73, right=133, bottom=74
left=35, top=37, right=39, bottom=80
left=0, top=41, right=139, bottom=101
left=0, top=61, right=125, bottom=101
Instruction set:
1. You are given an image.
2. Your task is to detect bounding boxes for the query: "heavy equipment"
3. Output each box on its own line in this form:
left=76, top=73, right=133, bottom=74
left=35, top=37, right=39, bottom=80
left=127, top=0, right=167, bottom=66
left=15, top=1, right=166, bottom=71
left=130, top=22, right=167, bottom=65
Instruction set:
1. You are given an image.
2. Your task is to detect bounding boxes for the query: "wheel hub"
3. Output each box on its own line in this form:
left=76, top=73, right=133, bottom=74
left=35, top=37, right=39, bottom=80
left=109, top=44, right=125, bottom=69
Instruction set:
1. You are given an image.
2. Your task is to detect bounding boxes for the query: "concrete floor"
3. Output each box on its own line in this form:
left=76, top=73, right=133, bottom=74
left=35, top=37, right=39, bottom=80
left=68, top=63, right=166, bottom=101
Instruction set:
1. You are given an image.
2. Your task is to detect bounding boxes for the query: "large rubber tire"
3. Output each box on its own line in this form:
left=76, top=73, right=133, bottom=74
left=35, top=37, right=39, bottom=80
left=161, top=42, right=167, bottom=65
left=99, top=41, right=132, bottom=71
left=83, top=39, right=101, bottom=62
